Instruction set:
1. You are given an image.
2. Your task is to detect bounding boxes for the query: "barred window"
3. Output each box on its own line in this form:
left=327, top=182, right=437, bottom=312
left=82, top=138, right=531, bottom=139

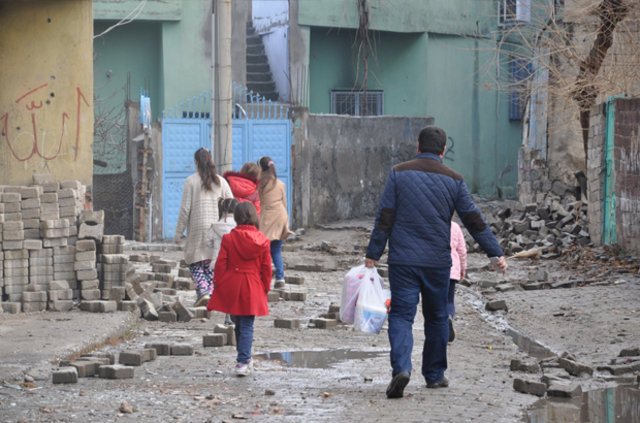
left=499, top=0, right=531, bottom=26
left=331, top=91, right=383, bottom=116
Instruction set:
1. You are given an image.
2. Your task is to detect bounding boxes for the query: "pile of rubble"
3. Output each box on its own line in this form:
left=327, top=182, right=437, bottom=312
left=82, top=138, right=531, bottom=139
left=468, top=192, right=590, bottom=257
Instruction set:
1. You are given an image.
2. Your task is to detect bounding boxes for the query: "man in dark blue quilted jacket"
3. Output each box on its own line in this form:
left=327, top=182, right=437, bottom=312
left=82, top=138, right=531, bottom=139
left=365, top=125, right=508, bottom=399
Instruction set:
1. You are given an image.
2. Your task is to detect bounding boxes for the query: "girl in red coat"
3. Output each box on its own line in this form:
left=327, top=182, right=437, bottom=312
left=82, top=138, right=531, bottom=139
left=207, top=202, right=271, bottom=376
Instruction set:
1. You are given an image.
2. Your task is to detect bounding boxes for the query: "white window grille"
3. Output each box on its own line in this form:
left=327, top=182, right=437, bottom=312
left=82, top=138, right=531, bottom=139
left=331, top=90, right=384, bottom=116
left=498, top=0, right=531, bottom=26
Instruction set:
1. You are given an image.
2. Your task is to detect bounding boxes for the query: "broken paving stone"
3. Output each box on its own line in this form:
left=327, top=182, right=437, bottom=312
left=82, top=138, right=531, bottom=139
left=282, top=291, right=307, bottom=302
left=546, top=381, right=582, bottom=398
left=285, top=275, right=305, bottom=285
left=145, top=343, right=171, bottom=356
left=171, top=300, right=194, bottom=322
left=328, top=303, right=340, bottom=314
left=214, top=324, right=236, bottom=346
left=596, top=362, right=640, bottom=375
left=310, top=318, right=338, bottom=329
left=203, top=333, right=227, bottom=347
left=170, top=343, right=194, bottom=356
left=138, top=298, right=158, bottom=321
left=98, top=365, right=134, bottom=379
left=69, top=360, right=100, bottom=377
left=267, top=291, right=280, bottom=302
left=513, top=378, right=546, bottom=397
left=274, top=319, right=300, bottom=329
left=52, top=367, right=78, bottom=384
left=619, top=346, right=640, bottom=357
left=494, top=283, right=516, bottom=292
left=485, top=300, right=507, bottom=312
left=558, top=357, right=593, bottom=376
left=510, top=359, right=540, bottom=373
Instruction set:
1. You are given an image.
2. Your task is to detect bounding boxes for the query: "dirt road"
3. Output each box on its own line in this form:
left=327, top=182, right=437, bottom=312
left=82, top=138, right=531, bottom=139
left=1, top=222, right=638, bottom=422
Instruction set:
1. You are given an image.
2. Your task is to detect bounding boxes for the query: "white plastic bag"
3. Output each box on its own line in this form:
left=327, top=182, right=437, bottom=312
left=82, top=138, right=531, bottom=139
left=340, top=264, right=384, bottom=323
left=354, top=274, right=391, bottom=334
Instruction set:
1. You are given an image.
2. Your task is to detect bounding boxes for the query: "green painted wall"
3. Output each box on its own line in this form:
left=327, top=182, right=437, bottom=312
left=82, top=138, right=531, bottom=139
left=160, top=0, right=212, bottom=112
left=93, top=21, right=161, bottom=174
left=309, top=28, right=428, bottom=116
left=306, top=25, right=521, bottom=197
left=299, top=0, right=495, bottom=35
left=424, top=34, right=520, bottom=197
left=94, top=0, right=182, bottom=21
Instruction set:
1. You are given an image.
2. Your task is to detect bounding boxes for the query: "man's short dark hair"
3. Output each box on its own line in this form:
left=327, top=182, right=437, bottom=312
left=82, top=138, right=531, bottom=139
left=418, top=126, right=447, bottom=155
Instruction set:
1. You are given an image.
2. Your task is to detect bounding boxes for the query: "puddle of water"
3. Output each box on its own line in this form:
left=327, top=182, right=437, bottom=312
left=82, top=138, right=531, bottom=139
left=526, top=385, right=640, bottom=423
left=254, top=349, right=387, bottom=369
left=506, top=328, right=555, bottom=359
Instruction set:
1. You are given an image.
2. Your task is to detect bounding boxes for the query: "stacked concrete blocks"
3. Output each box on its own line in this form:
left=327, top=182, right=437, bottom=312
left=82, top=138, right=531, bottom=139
left=76, top=240, right=99, bottom=301
left=3, top=249, right=28, bottom=303
left=47, top=280, right=74, bottom=312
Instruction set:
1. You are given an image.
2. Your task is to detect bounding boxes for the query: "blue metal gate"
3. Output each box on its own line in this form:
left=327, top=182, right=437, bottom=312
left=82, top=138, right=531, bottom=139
left=161, top=84, right=291, bottom=239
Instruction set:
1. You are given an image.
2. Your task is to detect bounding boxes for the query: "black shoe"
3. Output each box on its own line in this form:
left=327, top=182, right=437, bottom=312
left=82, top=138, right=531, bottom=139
left=426, top=376, right=449, bottom=389
left=448, top=316, right=455, bottom=342
left=386, top=371, right=410, bottom=399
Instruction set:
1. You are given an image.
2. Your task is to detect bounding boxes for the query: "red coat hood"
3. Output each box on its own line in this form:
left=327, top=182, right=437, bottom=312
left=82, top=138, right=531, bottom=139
left=227, top=225, right=270, bottom=260
left=223, top=172, right=259, bottom=198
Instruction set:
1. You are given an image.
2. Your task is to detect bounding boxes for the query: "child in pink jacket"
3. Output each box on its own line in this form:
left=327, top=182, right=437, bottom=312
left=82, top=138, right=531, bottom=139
left=448, top=221, right=467, bottom=342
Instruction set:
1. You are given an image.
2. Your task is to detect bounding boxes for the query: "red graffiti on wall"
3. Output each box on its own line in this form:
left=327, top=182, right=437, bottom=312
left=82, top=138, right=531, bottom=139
left=1, top=83, right=90, bottom=162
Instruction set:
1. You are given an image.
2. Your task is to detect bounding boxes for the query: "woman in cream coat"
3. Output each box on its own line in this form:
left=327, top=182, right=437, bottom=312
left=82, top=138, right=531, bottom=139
left=174, top=148, right=232, bottom=306
left=257, top=156, right=293, bottom=289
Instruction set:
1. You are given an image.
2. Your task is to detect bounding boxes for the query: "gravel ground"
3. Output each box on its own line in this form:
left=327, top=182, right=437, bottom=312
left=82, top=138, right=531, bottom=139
left=0, top=222, right=638, bottom=423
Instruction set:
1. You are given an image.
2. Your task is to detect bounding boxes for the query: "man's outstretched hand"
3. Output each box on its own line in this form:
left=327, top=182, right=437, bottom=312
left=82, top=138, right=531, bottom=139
left=491, top=256, right=508, bottom=274
left=365, top=258, right=378, bottom=268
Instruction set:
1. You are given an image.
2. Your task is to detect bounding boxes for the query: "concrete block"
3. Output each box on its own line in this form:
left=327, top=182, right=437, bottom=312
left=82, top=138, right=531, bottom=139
left=138, top=298, right=158, bottom=321
left=99, top=244, right=124, bottom=254
left=282, top=291, right=307, bottom=302
left=558, top=357, right=593, bottom=376
left=274, top=319, right=301, bottom=329
left=22, top=291, right=47, bottom=302
left=29, top=265, right=54, bottom=276
left=310, top=318, right=338, bottom=329
left=1, top=302, right=22, bottom=313
left=510, top=359, right=540, bottom=373
left=76, top=269, right=98, bottom=280
left=3, top=230, right=24, bottom=241
left=54, top=271, right=75, bottom=280
left=43, top=228, right=70, bottom=238
left=41, top=219, right=69, bottom=230
left=21, top=198, right=40, bottom=209
left=118, top=301, right=138, bottom=313
left=41, top=192, right=58, bottom=203
left=98, top=253, right=126, bottom=263
left=21, top=209, right=39, bottom=219
left=22, top=219, right=40, bottom=229
left=485, top=300, right=508, bottom=311
left=80, top=279, right=100, bottom=290
left=4, top=267, right=28, bottom=277
left=145, top=343, right=171, bottom=356
left=171, top=300, right=193, bottom=322
left=1, top=192, right=21, bottom=202
left=22, top=302, right=46, bottom=312
left=22, top=239, right=42, bottom=250
left=31, top=256, right=54, bottom=266
left=102, top=235, right=125, bottom=245
left=52, top=367, right=78, bottom=384
left=48, top=299, right=74, bottom=312
left=74, top=260, right=96, bottom=271
left=43, top=238, right=67, bottom=248
left=190, top=307, right=211, bottom=319
left=328, top=303, right=341, bottom=314
left=285, top=275, right=305, bottom=285
left=70, top=360, right=100, bottom=377
left=79, top=210, right=104, bottom=225
left=32, top=173, right=52, bottom=185
left=214, top=324, right=236, bottom=346
left=178, top=267, right=191, bottom=278
left=48, top=289, right=73, bottom=300
left=75, top=239, right=96, bottom=251
left=57, top=187, right=76, bottom=198
left=81, top=289, right=101, bottom=300
left=151, top=263, right=173, bottom=273
left=119, top=351, right=144, bottom=366
left=3, top=212, right=23, bottom=222
left=41, top=181, right=60, bottom=192
left=546, top=382, right=582, bottom=398
left=170, top=343, right=194, bottom=356
left=75, top=250, right=96, bottom=262
left=203, top=333, right=227, bottom=347
left=3, top=202, right=21, bottom=213
left=98, top=365, right=134, bottom=379
left=48, top=280, right=71, bottom=290
left=267, top=291, right=280, bottom=302
left=79, top=300, right=117, bottom=313
left=4, top=250, right=28, bottom=260
left=513, top=378, right=547, bottom=397
left=82, top=351, right=115, bottom=365
left=158, top=309, right=177, bottom=322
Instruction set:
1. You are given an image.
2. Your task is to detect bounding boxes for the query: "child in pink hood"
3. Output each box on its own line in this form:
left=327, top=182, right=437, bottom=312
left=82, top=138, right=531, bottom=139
left=448, top=221, right=467, bottom=342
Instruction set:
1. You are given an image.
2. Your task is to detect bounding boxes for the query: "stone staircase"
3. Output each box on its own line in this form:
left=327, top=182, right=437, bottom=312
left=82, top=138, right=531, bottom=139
left=246, top=22, right=279, bottom=101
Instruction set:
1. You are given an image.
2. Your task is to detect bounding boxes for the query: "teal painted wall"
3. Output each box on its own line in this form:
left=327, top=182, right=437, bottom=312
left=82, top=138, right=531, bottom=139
left=94, top=0, right=182, bottom=21
left=160, top=0, right=212, bottom=112
left=306, top=26, right=521, bottom=197
left=424, top=34, right=520, bottom=197
left=93, top=21, right=161, bottom=174
left=309, top=28, right=428, bottom=116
